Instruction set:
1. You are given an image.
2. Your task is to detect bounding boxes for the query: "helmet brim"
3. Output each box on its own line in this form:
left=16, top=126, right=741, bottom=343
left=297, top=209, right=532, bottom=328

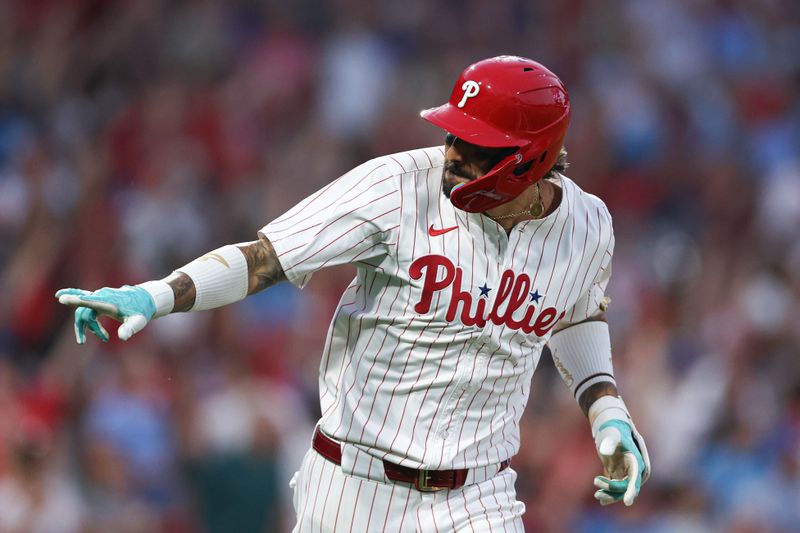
left=420, top=103, right=527, bottom=148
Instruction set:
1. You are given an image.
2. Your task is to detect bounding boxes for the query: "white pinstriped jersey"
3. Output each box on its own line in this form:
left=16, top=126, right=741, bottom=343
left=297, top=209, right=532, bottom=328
left=261, top=146, right=614, bottom=471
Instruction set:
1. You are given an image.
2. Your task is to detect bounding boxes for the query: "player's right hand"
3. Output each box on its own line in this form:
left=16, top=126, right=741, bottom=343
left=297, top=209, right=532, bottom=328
left=55, top=286, right=157, bottom=344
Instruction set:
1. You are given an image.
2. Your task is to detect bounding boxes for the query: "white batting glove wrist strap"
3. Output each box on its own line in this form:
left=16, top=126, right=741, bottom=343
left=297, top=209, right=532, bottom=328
left=588, top=395, right=631, bottom=438
left=136, top=280, right=175, bottom=318
left=548, top=321, right=615, bottom=400
left=175, top=245, right=249, bottom=311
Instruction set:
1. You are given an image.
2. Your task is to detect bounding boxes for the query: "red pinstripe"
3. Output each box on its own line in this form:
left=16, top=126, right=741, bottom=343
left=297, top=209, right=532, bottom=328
left=568, top=207, right=604, bottom=322
left=380, top=485, right=397, bottom=532
left=473, top=357, right=512, bottom=465
left=269, top=179, right=338, bottom=230
left=561, top=209, right=592, bottom=308
left=399, top=335, right=453, bottom=458
left=495, top=332, right=526, bottom=462
left=387, top=155, right=409, bottom=174
left=475, top=474, right=495, bottom=533
left=382, top=322, right=448, bottom=458
left=435, top=341, right=483, bottom=469
left=316, top=457, right=337, bottom=532
left=330, top=474, right=349, bottom=533
left=269, top=163, right=387, bottom=232
left=337, top=292, right=407, bottom=438
left=396, top=487, right=413, bottom=532
left=540, top=184, right=573, bottom=299
left=420, top=339, right=470, bottom=460
left=279, top=190, right=397, bottom=259
left=346, top=479, right=363, bottom=532
left=356, top=313, right=419, bottom=445
left=328, top=169, right=411, bottom=439
left=297, top=451, right=323, bottom=531
left=269, top=223, right=323, bottom=243
left=552, top=207, right=578, bottom=302
left=362, top=482, right=379, bottom=532
left=446, top=492, right=457, bottom=531
left=373, top=311, right=438, bottom=454
left=338, top=174, right=398, bottom=207
left=319, top=296, right=357, bottom=413
left=330, top=279, right=402, bottom=436
left=316, top=225, right=398, bottom=270
left=488, top=477, right=506, bottom=527
left=455, top=343, right=503, bottom=464
left=282, top=204, right=399, bottom=268
left=352, top=170, right=427, bottom=446
left=431, top=502, right=441, bottom=533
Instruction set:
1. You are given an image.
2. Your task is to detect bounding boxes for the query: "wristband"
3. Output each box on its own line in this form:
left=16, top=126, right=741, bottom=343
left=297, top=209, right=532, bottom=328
left=588, top=395, right=631, bottom=438
left=137, top=280, right=174, bottom=318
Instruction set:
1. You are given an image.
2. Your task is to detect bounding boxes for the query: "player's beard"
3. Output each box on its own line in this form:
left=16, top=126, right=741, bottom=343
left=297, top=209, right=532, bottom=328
left=441, top=162, right=476, bottom=198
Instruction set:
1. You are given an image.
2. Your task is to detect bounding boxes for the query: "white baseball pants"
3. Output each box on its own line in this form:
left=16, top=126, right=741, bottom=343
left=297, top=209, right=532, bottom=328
left=290, top=448, right=525, bottom=532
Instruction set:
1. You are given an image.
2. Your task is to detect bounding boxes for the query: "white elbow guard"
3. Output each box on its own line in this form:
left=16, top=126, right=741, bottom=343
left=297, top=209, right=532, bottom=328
left=547, top=321, right=616, bottom=401
left=176, top=245, right=249, bottom=311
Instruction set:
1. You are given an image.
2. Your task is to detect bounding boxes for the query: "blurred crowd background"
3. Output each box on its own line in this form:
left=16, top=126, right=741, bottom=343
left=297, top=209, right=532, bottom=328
left=1, top=0, right=799, bottom=531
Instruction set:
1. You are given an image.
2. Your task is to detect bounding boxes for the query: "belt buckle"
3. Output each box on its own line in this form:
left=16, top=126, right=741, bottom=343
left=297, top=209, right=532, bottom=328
left=416, top=469, right=447, bottom=492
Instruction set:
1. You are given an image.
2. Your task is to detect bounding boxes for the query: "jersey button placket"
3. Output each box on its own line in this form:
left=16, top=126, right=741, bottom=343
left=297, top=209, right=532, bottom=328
left=436, top=339, right=480, bottom=456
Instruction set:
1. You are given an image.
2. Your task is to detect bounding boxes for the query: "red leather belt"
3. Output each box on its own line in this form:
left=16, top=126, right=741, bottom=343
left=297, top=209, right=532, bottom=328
left=312, top=426, right=510, bottom=492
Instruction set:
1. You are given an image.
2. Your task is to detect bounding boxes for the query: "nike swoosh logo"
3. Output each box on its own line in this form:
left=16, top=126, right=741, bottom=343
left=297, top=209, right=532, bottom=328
left=198, top=252, right=230, bottom=268
left=428, top=224, right=458, bottom=237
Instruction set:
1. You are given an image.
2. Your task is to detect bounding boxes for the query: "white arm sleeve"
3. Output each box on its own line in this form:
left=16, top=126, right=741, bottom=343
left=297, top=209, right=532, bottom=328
left=259, top=158, right=401, bottom=288
left=176, top=244, right=249, bottom=311
left=548, top=320, right=616, bottom=401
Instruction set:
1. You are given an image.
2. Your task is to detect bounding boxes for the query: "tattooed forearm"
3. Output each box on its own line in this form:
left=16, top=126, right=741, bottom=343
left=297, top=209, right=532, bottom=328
left=163, top=271, right=197, bottom=312
left=237, top=236, right=286, bottom=295
left=579, top=381, right=618, bottom=417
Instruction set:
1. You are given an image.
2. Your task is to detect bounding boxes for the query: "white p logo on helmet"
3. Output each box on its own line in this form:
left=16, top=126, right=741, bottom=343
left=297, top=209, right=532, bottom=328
left=457, top=80, right=480, bottom=108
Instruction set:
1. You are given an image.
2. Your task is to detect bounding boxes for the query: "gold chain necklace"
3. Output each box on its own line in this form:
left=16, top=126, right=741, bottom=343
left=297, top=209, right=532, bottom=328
left=489, top=182, right=544, bottom=221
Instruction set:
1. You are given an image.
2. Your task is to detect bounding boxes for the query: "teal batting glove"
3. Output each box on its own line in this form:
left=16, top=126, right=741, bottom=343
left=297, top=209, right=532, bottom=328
left=589, top=396, right=651, bottom=507
left=56, top=281, right=173, bottom=344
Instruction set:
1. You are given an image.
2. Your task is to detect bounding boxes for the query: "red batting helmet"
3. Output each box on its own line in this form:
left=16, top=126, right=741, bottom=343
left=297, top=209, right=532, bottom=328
left=420, top=56, right=571, bottom=212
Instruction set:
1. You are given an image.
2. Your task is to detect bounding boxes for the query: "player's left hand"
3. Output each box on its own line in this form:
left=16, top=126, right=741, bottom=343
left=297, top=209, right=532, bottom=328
left=593, top=419, right=651, bottom=506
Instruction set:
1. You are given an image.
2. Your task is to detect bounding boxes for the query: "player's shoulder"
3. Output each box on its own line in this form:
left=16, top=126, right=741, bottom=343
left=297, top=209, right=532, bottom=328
left=561, top=175, right=616, bottom=253
left=334, top=146, right=443, bottom=196
left=559, top=174, right=611, bottom=225
left=368, top=146, right=445, bottom=176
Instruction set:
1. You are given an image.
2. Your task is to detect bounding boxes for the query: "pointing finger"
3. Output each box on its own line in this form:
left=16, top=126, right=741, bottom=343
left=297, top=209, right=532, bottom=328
left=58, top=295, right=120, bottom=317
left=71, top=295, right=120, bottom=316
left=55, top=288, right=91, bottom=299
left=59, top=294, right=89, bottom=306
left=118, top=314, right=147, bottom=341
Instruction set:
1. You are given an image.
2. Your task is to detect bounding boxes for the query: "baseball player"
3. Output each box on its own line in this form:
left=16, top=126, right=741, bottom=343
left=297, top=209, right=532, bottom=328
left=57, top=56, right=650, bottom=531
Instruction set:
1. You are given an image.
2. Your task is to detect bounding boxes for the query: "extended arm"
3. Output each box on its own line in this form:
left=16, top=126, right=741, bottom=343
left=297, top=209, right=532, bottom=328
left=56, top=236, right=286, bottom=343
